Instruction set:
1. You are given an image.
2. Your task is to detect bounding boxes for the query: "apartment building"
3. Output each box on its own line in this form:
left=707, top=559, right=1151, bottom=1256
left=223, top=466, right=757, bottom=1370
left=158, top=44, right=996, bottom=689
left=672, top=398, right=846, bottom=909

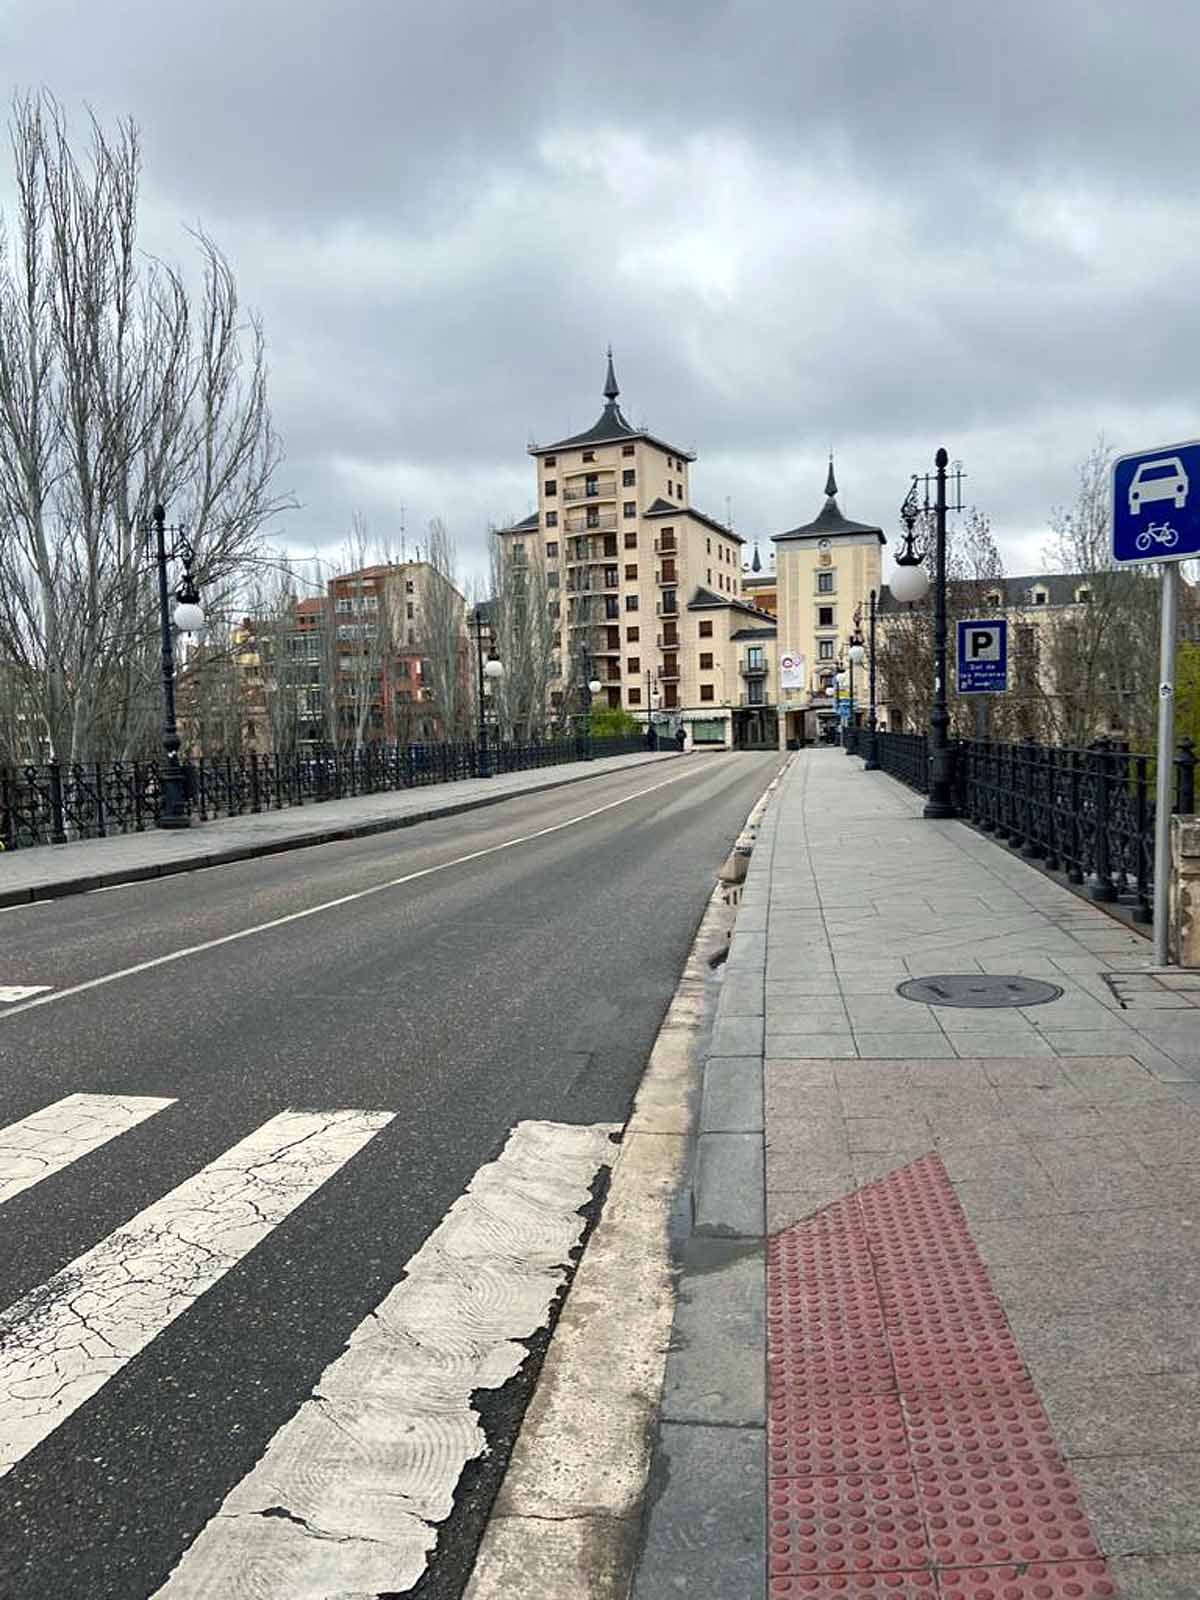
left=772, top=462, right=885, bottom=745
left=502, top=353, right=774, bottom=744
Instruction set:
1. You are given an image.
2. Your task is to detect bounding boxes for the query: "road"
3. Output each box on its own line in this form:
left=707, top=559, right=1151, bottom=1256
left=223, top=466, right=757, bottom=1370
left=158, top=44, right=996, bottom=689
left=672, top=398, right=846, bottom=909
left=0, top=750, right=777, bottom=1600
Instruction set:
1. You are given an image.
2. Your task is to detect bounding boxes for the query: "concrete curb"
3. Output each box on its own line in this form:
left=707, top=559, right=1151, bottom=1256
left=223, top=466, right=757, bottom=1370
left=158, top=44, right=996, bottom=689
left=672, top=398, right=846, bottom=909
left=0, top=751, right=682, bottom=910
left=632, top=758, right=788, bottom=1600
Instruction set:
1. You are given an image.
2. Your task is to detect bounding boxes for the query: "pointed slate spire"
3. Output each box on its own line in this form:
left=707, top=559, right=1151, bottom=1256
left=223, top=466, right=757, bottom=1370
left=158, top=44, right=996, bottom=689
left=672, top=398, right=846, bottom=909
left=751, top=543, right=762, bottom=573
left=824, top=454, right=838, bottom=501
left=603, top=346, right=620, bottom=403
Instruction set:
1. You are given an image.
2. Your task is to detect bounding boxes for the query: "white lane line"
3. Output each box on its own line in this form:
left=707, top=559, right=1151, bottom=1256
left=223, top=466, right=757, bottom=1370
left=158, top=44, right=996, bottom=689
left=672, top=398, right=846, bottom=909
left=0, top=765, right=698, bottom=1023
left=0, top=1093, right=175, bottom=1207
left=0, top=1107, right=393, bottom=1478
left=0, top=986, right=51, bottom=1003
left=153, top=1119, right=617, bottom=1599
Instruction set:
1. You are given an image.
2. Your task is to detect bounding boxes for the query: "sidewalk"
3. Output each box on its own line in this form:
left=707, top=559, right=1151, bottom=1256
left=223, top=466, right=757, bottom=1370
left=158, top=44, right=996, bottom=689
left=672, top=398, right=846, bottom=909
left=635, top=747, right=1200, bottom=1600
left=0, top=748, right=682, bottom=908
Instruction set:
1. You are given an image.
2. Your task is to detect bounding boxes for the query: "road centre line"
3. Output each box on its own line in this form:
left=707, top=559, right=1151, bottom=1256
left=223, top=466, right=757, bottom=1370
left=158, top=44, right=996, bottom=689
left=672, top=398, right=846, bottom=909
left=0, top=764, right=700, bottom=1022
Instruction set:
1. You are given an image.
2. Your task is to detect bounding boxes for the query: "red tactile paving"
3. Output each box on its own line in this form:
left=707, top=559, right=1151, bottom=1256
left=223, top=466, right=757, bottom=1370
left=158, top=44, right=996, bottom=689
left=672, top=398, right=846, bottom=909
left=766, top=1153, right=1118, bottom=1598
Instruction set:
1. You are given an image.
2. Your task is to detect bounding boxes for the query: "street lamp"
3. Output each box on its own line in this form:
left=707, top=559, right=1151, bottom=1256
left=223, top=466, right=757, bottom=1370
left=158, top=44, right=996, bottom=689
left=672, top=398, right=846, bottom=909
left=152, top=503, right=205, bottom=830
left=472, top=604, right=504, bottom=777
left=835, top=667, right=849, bottom=748
left=846, top=619, right=866, bottom=756
left=893, top=450, right=961, bottom=818
left=863, top=588, right=880, bottom=770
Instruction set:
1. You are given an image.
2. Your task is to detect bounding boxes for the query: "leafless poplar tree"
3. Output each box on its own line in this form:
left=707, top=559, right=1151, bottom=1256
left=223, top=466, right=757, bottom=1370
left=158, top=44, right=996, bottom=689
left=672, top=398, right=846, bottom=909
left=0, top=92, right=289, bottom=765
left=420, top=518, right=470, bottom=739
left=485, top=529, right=558, bottom=740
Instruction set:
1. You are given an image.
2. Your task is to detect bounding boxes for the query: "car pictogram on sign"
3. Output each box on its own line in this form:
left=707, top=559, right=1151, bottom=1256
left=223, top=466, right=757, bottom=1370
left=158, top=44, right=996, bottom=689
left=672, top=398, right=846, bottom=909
left=1128, top=457, right=1188, bottom=514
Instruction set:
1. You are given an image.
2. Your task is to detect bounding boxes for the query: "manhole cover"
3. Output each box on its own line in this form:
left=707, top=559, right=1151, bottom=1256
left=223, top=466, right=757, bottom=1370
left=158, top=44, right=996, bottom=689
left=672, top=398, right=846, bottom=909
left=897, top=974, right=1063, bottom=1008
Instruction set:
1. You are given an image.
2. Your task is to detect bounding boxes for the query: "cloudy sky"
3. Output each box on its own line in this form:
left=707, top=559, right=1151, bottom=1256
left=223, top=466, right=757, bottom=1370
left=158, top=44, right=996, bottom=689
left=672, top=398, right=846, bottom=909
left=3, top=0, right=1195, bottom=590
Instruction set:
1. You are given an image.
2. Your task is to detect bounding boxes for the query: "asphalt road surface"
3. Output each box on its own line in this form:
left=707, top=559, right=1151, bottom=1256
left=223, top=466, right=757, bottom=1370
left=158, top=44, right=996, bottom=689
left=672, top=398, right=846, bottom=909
left=0, top=750, right=777, bottom=1600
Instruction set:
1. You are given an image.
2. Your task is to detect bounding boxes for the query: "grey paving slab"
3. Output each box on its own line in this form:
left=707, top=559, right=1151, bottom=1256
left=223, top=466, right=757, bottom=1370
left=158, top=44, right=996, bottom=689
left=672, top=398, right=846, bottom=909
left=852, top=1032, right=956, bottom=1058
left=700, top=1057, right=763, bottom=1135
left=660, top=1240, right=764, bottom=1427
left=1072, top=1453, right=1200, bottom=1556
left=693, top=1132, right=764, bottom=1239
left=1109, top=1552, right=1200, bottom=1598
left=710, top=1013, right=765, bottom=1058
left=716, top=972, right=765, bottom=1017
left=631, top=1422, right=764, bottom=1600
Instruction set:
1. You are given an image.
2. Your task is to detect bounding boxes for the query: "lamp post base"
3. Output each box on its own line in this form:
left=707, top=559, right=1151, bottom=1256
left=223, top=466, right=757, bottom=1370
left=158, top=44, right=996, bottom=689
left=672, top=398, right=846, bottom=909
left=922, top=796, right=956, bottom=819
left=157, top=813, right=192, bottom=831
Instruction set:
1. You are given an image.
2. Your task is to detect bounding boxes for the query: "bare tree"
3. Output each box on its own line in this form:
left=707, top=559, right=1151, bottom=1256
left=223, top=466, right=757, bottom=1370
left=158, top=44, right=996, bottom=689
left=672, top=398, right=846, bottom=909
left=420, top=518, right=470, bottom=739
left=0, top=92, right=289, bottom=765
left=331, top=512, right=398, bottom=749
left=486, top=529, right=559, bottom=740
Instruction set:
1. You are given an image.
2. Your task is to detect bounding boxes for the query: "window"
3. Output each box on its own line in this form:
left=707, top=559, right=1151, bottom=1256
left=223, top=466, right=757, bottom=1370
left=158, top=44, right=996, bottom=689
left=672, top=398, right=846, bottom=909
left=544, top=479, right=557, bottom=496
left=582, top=451, right=595, bottom=463
left=663, top=683, right=678, bottom=708
left=818, top=606, right=834, bottom=627
left=747, top=646, right=764, bottom=670
left=706, top=538, right=711, bottom=553
left=605, top=596, right=620, bottom=619
left=699, top=652, right=714, bottom=670
left=625, top=594, right=639, bottom=611
left=624, top=501, right=636, bottom=518
left=817, top=570, right=834, bottom=593
left=604, top=566, right=619, bottom=588
left=625, top=563, right=638, bottom=580
left=623, top=470, right=635, bottom=487
left=818, top=639, right=834, bottom=660
left=707, top=569, right=712, bottom=583
left=628, top=656, right=640, bottom=673
left=1076, top=586, right=1092, bottom=604
left=624, top=531, right=638, bottom=549
left=699, top=619, right=713, bottom=638
left=546, top=511, right=558, bottom=528
left=547, top=570, right=559, bottom=588
left=336, top=597, right=353, bottom=614
left=622, top=443, right=635, bottom=457
left=746, top=681, right=764, bottom=706
left=675, top=482, right=683, bottom=498
left=627, top=625, right=640, bottom=642
left=986, top=590, right=1002, bottom=608
left=544, top=455, right=556, bottom=467
left=406, top=602, right=415, bottom=619
left=405, top=580, right=415, bottom=594
left=546, top=541, right=558, bottom=558
left=660, top=589, right=677, bottom=614
left=1033, top=589, right=1048, bottom=606
left=700, top=683, right=714, bottom=702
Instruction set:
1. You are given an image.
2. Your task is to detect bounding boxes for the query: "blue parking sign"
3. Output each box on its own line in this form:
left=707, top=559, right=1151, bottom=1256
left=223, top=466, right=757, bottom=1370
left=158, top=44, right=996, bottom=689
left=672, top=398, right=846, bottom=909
left=957, top=619, right=1007, bottom=694
left=1112, top=439, right=1200, bottom=563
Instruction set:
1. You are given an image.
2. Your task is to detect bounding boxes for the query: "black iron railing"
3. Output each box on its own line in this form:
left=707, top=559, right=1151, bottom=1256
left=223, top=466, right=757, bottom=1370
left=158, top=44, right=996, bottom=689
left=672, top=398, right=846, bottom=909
left=868, top=730, right=1197, bottom=917
left=0, top=733, right=651, bottom=852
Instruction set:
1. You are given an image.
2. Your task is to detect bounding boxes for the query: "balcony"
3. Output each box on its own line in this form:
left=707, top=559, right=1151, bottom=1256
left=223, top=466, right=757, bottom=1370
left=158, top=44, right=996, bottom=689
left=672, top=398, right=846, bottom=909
left=563, top=481, right=617, bottom=503
left=656, top=632, right=679, bottom=650
left=566, top=512, right=618, bottom=534
left=739, top=692, right=771, bottom=707
left=656, top=601, right=678, bottom=617
left=656, top=567, right=679, bottom=586
left=658, top=664, right=680, bottom=682
left=741, top=659, right=767, bottom=678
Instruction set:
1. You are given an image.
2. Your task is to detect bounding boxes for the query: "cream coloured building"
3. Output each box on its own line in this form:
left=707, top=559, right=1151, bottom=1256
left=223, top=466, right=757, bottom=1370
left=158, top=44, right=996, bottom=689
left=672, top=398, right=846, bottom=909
left=772, top=463, right=885, bottom=745
left=500, top=354, right=777, bottom=747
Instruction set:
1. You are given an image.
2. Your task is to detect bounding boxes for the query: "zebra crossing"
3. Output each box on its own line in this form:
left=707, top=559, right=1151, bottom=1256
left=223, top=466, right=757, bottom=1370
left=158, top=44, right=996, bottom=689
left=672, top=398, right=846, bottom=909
left=0, top=1093, right=616, bottom=1598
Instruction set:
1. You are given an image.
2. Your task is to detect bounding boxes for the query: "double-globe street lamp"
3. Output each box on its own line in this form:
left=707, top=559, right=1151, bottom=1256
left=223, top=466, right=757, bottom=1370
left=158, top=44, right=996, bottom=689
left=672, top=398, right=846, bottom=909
left=152, top=504, right=205, bottom=830
left=862, top=588, right=880, bottom=771
left=845, top=616, right=866, bottom=756
left=471, top=604, right=505, bottom=778
left=579, top=647, right=602, bottom=760
left=889, top=447, right=960, bottom=819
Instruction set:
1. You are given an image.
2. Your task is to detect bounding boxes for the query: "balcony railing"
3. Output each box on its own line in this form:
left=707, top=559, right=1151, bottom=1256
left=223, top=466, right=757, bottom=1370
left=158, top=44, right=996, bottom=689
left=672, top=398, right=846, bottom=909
left=562, top=482, right=617, bottom=503
left=739, top=693, right=770, bottom=707
left=657, top=633, right=679, bottom=650
left=656, top=601, right=678, bottom=616
left=656, top=568, right=679, bottom=586
left=653, top=539, right=677, bottom=556
left=566, top=512, right=618, bottom=534
left=658, top=665, right=680, bottom=682
left=741, top=659, right=767, bottom=677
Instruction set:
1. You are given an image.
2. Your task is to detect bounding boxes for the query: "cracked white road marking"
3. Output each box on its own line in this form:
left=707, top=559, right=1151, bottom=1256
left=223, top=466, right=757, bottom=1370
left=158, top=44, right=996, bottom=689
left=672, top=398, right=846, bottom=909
left=152, top=1119, right=617, bottom=1599
left=0, top=1093, right=175, bottom=1207
left=0, top=1107, right=392, bottom=1477
left=0, top=986, right=51, bottom=1003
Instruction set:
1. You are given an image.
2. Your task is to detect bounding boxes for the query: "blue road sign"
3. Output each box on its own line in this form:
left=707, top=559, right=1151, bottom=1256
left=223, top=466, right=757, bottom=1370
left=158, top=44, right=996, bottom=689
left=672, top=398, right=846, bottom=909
left=1112, top=439, right=1200, bottom=564
left=837, top=699, right=852, bottom=723
left=957, top=618, right=1008, bottom=694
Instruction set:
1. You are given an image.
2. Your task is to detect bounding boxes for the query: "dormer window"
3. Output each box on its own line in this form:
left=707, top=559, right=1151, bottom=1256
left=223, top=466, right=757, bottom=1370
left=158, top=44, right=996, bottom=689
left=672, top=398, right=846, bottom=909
left=985, top=591, right=1001, bottom=609
left=1076, top=586, right=1092, bottom=604
left=582, top=450, right=595, bottom=463
left=1033, top=589, right=1048, bottom=606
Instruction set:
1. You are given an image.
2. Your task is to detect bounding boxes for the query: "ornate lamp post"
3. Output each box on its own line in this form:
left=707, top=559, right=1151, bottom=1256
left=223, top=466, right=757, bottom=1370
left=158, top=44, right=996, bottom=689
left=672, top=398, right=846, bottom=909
left=579, top=647, right=602, bottom=760
left=863, top=589, right=880, bottom=770
left=472, top=604, right=504, bottom=777
left=846, top=613, right=865, bottom=756
left=152, top=504, right=205, bottom=830
left=891, top=449, right=964, bottom=817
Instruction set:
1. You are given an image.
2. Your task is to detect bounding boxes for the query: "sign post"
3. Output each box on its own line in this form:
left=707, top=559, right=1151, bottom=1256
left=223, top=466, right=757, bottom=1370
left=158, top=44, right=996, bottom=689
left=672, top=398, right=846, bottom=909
left=1111, top=439, right=1200, bottom=965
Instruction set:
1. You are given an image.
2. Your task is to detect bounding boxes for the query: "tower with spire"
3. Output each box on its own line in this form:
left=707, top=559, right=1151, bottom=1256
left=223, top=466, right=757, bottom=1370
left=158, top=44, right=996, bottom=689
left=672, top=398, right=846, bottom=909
left=769, top=457, right=885, bottom=748
left=492, top=353, right=774, bottom=743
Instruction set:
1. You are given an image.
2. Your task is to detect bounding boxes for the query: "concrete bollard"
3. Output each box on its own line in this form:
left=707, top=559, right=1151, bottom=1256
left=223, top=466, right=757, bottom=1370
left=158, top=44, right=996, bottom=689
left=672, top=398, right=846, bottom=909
left=1170, top=815, right=1200, bottom=967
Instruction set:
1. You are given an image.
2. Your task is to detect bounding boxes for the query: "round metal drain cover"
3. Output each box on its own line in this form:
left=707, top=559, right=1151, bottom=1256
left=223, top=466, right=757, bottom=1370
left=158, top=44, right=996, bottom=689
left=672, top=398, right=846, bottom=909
left=897, top=974, right=1063, bottom=1008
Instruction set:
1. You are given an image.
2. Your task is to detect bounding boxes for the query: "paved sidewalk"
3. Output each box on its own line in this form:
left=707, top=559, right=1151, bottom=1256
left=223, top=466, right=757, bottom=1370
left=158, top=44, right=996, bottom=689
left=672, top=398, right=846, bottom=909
left=634, top=748, right=1200, bottom=1600
left=0, top=748, right=682, bottom=907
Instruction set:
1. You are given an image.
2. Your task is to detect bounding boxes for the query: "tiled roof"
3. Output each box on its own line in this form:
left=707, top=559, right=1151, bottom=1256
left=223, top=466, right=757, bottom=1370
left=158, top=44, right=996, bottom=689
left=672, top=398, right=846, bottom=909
left=529, top=354, right=695, bottom=461
left=644, top=501, right=746, bottom=545
left=686, top=586, right=777, bottom=622
left=876, top=572, right=1101, bottom=614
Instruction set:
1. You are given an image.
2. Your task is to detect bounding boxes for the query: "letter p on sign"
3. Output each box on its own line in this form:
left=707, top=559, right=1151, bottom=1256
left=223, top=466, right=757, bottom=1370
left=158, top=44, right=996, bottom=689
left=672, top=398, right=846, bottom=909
left=968, top=627, right=998, bottom=661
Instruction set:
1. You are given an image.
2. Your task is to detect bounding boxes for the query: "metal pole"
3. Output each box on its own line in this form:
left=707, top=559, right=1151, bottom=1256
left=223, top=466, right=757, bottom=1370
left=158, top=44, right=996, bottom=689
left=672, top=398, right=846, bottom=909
left=475, top=607, right=490, bottom=778
left=864, top=589, right=879, bottom=770
left=154, top=505, right=190, bottom=829
left=845, top=649, right=855, bottom=755
left=1153, top=561, right=1179, bottom=965
left=924, top=448, right=956, bottom=817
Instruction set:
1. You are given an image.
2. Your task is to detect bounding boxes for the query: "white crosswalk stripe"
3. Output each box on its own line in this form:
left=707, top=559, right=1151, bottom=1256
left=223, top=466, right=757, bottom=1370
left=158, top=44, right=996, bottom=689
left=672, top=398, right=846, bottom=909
left=152, top=1119, right=617, bottom=1599
left=0, top=1092, right=175, bottom=1206
left=0, top=1106, right=394, bottom=1478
